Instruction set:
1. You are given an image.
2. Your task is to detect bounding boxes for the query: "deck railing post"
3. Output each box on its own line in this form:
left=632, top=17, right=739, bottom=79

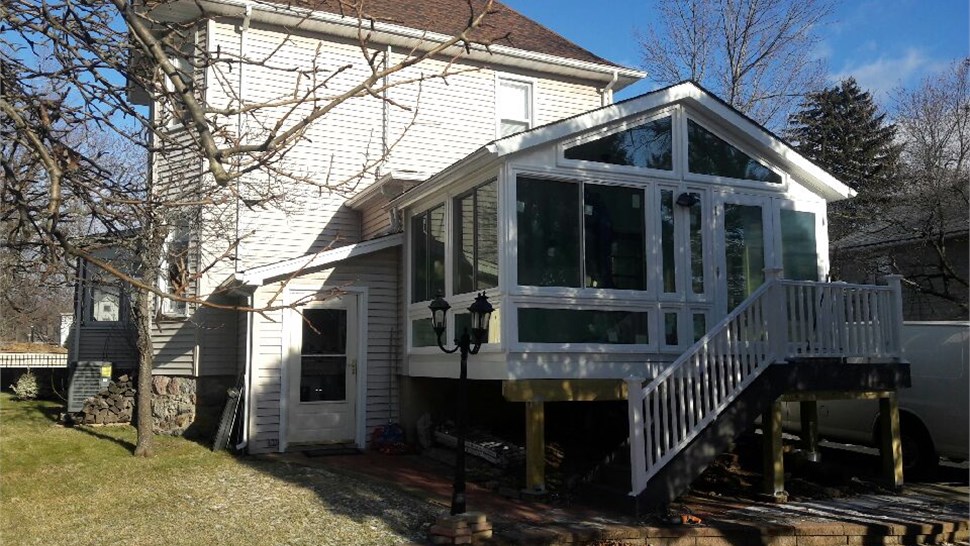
left=884, top=274, right=904, bottom=356
left=626, top=377, right=647, bottom=496
left=764, top=268, right=787, bottom=359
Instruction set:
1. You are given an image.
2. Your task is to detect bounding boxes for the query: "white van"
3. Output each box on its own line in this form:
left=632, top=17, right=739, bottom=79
left=784, top=321, right=969, bottom=477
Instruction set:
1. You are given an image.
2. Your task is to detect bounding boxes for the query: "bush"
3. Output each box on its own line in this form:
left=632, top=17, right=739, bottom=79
left=10, top=371, right=39, bottom=401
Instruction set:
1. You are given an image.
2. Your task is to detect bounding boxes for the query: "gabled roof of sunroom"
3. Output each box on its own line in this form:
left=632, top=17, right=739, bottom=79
left=391, top=81, right=856, bottom=208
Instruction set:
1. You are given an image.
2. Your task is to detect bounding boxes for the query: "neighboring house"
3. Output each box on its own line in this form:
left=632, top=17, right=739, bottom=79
left=71, top=0, right=910, bottom=503
left=832, top=200, right=969, bottom=321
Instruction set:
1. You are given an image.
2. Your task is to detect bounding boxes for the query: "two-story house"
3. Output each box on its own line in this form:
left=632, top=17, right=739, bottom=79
left=72, top=0, right=910, bottom=504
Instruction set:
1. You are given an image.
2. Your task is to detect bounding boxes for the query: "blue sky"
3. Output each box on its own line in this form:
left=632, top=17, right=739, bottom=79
left=503, top=0, right=969, bottom=106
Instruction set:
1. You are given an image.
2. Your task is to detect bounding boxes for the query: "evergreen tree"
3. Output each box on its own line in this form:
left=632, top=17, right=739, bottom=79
left=787, top=78, right=899, bottom=194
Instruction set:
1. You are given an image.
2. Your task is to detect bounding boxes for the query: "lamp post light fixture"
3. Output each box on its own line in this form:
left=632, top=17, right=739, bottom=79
left=428, top=291, right=493, bottom=515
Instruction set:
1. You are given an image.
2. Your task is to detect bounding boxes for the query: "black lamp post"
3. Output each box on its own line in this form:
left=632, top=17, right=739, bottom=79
left=429, top=291, right=493, bottom=515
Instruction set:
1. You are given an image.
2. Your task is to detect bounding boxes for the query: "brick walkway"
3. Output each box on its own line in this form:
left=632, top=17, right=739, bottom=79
left=264, top=451, right=969, bottom=545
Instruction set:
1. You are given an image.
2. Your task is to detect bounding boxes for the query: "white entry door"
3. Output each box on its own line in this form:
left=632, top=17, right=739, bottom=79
left=287, top=295, right=358, bottom=445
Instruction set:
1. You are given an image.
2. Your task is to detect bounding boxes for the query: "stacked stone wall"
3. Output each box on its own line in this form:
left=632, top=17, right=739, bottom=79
left=73, top=374, right=197, bottom=435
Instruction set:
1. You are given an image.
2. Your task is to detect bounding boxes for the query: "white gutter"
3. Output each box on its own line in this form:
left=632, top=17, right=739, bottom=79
left=186, top=0, right=644, bottom=89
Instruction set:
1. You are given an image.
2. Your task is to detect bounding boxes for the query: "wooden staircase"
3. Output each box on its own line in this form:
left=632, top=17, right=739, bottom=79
left=625, top=273, right=905, bottom=504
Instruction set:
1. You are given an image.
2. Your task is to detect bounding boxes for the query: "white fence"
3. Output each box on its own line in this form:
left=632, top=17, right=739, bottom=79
left=0, top=352, right=69, bottom=368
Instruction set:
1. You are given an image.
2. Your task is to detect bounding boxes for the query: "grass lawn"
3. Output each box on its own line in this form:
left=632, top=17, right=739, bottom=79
left=0, top=393, right=438, bottom=545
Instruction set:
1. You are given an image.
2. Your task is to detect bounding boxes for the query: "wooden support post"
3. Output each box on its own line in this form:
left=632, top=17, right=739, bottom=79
left=799, top=400, right=820, bottom=462
left=524, top=401, right=545, bottom=494
left=879, top=393, right=904, bottom=490
left=762, top=399, right=786, bottom=500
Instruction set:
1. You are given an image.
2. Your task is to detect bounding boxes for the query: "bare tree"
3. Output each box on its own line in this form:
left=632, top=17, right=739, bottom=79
left=639, top=0, right=834, bottom=128
left=1, top=0, right=499, bottom=456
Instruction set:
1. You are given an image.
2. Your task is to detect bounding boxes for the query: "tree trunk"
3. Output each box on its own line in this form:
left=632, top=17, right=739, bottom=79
left=132, top=286, right=155, bottom=458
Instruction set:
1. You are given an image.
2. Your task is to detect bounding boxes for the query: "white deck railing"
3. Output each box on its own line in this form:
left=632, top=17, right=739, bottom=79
left=626, top=274, right=903, bottom=497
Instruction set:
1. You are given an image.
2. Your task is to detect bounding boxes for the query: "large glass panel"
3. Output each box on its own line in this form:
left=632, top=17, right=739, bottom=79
left=519, top=309, right=648, bottom=344
left=411, top=318, right=438, bottom=348
left=584, top=184, right=646, bottom=290
left=300, top=309, right=347, bottom=402
left=454, top=181, right=498, bottom=295
left=411, top=205, right=445, bottom=302
left=688, top=193, right=705, bottom=295
left=781, top=209, right=818, bottom=281
left=724, top=204, right=765, bottom=310
left=565, top=116, right=673, bottom=170
left=661, top=190, right=676, bottom=293
left=517, top=177, right=581, bottom=287
left=687, top=120, right=781, bottom=183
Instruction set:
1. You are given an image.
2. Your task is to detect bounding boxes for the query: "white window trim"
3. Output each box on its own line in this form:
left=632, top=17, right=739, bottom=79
left=495, top=75, right=535, bottom=138
left=82, top=262, right=127, bottom=326
left=158, top=229, right=191, bottom=318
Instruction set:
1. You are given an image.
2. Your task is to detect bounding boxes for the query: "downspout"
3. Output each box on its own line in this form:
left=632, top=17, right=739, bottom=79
left=235, top=290, right=254, bottom=451
left=599, top=70, right=618, bottom=107
left=234, top=3, right=252, bottom=274
left=380, top=44, right=391, bottom=178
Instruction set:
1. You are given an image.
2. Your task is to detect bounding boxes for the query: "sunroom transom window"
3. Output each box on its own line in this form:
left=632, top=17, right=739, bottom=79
left=687, top=119, right=781, bottom=183
left=454, top=181, right=498, bottom=295
left=517, top=176, right=646, bottom=290
left=564, top=115, right=673, bottom=170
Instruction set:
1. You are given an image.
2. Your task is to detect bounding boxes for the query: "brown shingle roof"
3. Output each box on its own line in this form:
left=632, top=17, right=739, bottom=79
left=269, top=0, right=619, bottom=67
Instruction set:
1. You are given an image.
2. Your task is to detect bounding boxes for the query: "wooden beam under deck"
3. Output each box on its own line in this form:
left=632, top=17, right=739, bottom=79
left=501, top=379, right=628, bottom=402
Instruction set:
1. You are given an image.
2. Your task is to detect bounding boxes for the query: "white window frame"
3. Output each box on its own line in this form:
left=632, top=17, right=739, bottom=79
left=680, top=111, right=788, bottom=191
left=158, top=228, right=191, bottom=318
left=495, top=76, right=535, bottom=138
left=82, top=262, right=127, bottom=326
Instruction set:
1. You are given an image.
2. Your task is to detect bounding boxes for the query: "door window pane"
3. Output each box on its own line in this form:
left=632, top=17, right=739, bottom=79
left=454, top=181, right=498, bottom=294
left=781, top=209, right=818, bottom=281
left=584, top=184, right=646, bottom=290
left=664, top=312, right=679, bottom=346
left=661, top=190, right=677, bottom=293
left=565, top=116, right=673, bottom=170
left=724, top=204, right=765, bottom=310
left=688, top=193, right=705, bottom=295
left=688, top=119, right=781, bottom=183
left=411, top=205, right=445, bottom=302
left=519, top=309, right=648, bottom=344
left=300, top=309, right=347, bottom=402
left=517, top=177, right=581, bottom=287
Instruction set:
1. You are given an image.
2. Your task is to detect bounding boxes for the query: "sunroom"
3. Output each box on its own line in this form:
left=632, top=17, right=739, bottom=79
left=398, top=82, right=845, bottom=382
left=392, top=83, right=909, bottom=501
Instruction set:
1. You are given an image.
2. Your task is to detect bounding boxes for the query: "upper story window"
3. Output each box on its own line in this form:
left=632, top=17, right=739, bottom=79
left=497, top=78, right=533, bottom=137
left=159, top=228, right=191, bottom=317
left=454, top=180, right=498, bottom=295
left=516, top=176, right=646, bottom=290
left=687, top=119, right=781, bottom=183
left=565, top=116, right=673, bottom=170
left=411, top=205, right=445, bottom=303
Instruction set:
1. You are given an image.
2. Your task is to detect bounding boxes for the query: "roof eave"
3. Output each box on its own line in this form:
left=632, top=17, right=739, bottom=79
left=179, top=0, right=641, bottom=87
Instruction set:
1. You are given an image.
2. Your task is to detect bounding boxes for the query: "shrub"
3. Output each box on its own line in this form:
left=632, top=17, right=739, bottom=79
left=11, top=371, right=39, bottom=401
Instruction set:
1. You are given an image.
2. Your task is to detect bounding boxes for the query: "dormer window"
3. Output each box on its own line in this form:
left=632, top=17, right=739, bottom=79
left=687, top=119, right=781, bottom=183
left=497, top=78, right=533, bottom=137
left=565, top=116, right=673, bottom=170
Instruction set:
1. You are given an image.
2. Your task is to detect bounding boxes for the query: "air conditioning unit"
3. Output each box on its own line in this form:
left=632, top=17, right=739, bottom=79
left=67, top=361, right=112, bottom=413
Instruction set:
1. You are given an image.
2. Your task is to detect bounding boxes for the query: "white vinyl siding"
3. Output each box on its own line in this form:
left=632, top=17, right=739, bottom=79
left=247, top=248, right=401, bottom=454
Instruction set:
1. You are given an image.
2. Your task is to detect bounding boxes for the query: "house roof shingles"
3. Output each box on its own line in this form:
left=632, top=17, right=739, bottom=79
left=272, top=0, right=619, bottom=67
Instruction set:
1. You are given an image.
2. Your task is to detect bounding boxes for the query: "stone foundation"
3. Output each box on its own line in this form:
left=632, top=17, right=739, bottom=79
left=151, top=376, right=197, bottom=435
left=74, top=374, right=198, bottom=435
